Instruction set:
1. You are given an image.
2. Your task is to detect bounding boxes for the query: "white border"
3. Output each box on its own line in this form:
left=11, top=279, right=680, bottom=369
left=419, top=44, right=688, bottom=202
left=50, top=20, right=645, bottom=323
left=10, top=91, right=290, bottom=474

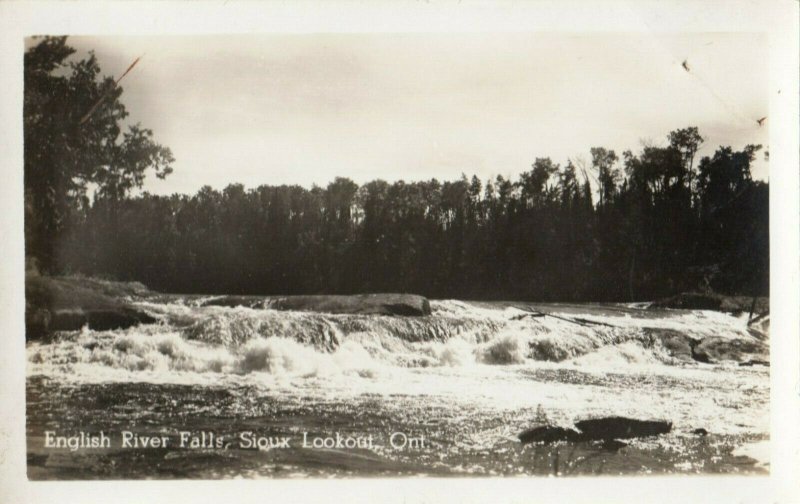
left=1, top=1, right=797, bottom=502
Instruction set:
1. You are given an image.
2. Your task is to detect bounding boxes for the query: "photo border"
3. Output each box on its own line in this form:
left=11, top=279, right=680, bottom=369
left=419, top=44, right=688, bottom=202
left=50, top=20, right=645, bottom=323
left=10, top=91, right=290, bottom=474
left=1, top=1, right=797, bottom=502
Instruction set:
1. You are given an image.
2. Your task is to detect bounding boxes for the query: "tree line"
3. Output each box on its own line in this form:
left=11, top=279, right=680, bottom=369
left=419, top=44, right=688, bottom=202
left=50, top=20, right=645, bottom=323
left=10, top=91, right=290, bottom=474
left=54, top=129, right=767, bottom=300
left=25, top=38, right=768, bottom=301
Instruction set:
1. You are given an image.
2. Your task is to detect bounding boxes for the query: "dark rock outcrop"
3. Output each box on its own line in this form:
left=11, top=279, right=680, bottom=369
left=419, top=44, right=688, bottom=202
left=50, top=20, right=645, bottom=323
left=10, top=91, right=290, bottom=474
left=644, top=329, right=696, bottom=361
left=660, top=334, right=695, bottom=361
left=201, top=294, right=433, bottom=317
left=644, top=328, right=768, bottom=365
left=49, top=308, right=156, bottom=332
left=574, top=417, right=672, bottom=440
left=266, top=294, right=432, bottom=317
left=25, top=275, right=155, bottom=339
left=692, top=336, right=767, bottom=364
left=201, top=296, right=265, bottom=309
left=519, top=416, right=672, bottom=445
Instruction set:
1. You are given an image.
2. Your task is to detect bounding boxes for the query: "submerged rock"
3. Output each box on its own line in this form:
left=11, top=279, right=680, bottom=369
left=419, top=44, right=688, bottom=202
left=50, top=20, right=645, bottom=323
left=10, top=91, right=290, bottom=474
left=596, top=439, right=628, bottom=451
left=527, top=339, right=572, bottom=362
left=518, top=425, right=582, bottom=444
left=266, top=294, right=432, bottom=317
left=739, top=359, right=770, bottom=367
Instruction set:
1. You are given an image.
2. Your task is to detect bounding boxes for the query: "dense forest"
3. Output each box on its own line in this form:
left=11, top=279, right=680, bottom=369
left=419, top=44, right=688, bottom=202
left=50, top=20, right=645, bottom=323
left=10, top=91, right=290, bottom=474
left=25, top=37, right=769, bottom=301
left=53, top=136, right=768, bottom=300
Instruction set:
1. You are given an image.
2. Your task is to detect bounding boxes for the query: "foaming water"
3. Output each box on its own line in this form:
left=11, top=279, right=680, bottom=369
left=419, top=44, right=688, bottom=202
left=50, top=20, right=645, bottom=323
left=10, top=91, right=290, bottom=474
left=26, top=299, right=769, bottom=477
left=27, top=299, right=768, bottom=382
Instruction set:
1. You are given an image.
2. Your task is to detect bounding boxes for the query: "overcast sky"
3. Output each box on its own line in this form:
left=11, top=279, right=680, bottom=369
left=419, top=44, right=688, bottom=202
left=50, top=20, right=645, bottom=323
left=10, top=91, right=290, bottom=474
left=54, top=33, right=768, bottom=195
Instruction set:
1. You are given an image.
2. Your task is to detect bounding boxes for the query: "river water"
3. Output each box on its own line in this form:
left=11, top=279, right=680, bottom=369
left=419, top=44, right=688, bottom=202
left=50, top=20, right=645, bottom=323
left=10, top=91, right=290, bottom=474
left=26, top=299, right=769, bottom=479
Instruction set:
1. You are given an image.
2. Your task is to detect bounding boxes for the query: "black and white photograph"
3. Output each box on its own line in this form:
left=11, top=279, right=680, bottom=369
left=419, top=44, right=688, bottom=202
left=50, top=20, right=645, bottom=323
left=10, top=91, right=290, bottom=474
left=1, top=1, right=799, bottom=502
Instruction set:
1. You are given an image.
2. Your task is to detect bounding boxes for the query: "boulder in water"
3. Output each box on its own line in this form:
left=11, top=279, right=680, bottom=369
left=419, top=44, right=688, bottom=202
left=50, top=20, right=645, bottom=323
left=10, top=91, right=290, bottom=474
left=267, top=294, right=431, bottom=317
left=646, top=327, right=767, bottom=365
left=519, top=417, right=672, bottom=445
left=28, top=306, right=156, bottom=337
left=692, top=336, right=767, bottom=364
left=574, top=417, right=672, bottom=440
left=646, top=329, right=696, bottom=361
left=25, top=275, right=155, bottom=339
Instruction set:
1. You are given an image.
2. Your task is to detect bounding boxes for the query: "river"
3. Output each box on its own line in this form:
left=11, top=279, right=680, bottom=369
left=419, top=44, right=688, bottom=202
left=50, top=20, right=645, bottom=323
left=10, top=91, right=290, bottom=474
left=26, top=298, right=769, bottom=478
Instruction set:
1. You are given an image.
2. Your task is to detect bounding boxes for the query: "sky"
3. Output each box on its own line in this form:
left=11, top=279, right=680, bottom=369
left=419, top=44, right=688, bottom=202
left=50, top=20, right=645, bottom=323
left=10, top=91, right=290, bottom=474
left=48, top=33, right=769, bottom=195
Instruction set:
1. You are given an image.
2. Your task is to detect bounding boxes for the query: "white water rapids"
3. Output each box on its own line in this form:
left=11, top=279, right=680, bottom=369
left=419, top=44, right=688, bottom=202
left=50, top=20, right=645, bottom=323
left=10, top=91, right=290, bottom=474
left=27, top=299, right=770, bottom=440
